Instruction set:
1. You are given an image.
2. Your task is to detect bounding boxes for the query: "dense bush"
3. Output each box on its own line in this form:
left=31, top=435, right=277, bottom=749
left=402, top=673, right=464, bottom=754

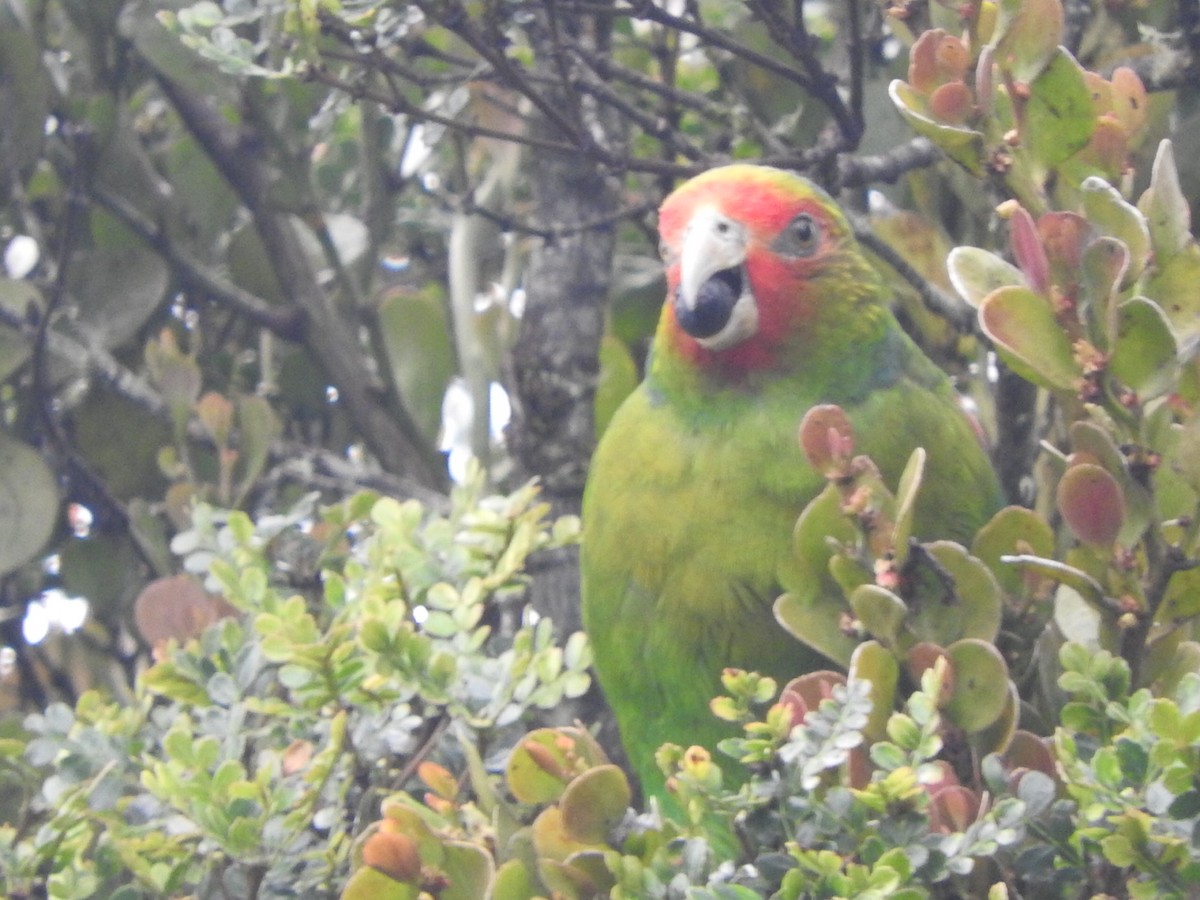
left=3, top=0, right=1200, bottom=898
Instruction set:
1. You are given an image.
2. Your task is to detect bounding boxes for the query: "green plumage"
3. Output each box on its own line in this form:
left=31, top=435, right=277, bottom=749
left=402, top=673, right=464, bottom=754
left=580, top=165, right=1002, bottom=805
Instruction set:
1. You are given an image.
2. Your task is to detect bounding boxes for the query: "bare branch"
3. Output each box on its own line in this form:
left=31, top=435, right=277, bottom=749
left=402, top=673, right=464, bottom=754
left=156, top=72, right=448, bottom=486
left=837, top=137, right=942, bottom=187
left=90, top=183, right=306, bottom=340
left=853, top=223, right=973, bottom=330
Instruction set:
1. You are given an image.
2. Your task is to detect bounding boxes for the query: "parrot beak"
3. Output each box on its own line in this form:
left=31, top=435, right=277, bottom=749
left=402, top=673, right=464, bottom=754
left=675, top=206, right=759, bottom=349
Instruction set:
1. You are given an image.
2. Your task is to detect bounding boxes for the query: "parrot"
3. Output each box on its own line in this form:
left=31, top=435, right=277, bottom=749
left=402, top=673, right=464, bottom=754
left=580, top=164, right=1003, bottom=809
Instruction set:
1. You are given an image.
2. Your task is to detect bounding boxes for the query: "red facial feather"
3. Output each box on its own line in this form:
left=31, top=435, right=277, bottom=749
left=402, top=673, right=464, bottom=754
left=658, top=169, right=844, bottom=378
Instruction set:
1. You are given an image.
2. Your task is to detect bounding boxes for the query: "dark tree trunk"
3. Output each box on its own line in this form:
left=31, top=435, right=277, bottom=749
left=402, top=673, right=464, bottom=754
left=508, top=136, right=614, bottom=634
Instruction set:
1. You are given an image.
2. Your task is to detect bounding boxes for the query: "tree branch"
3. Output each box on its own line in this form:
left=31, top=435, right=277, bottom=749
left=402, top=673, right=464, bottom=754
left=90, top=182, right=306, bottom=340
left=155, top=73, right=448, bottom=487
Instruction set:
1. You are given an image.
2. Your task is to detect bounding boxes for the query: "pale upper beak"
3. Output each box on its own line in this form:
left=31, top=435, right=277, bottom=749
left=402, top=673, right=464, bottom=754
left=673, top=206, right=759, bottom=349
left=678, top=206, right=748, bottom=311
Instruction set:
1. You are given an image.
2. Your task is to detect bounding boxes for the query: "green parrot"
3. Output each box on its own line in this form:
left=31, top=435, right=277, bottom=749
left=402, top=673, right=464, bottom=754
left=580, top=164, right=1002, bottom=806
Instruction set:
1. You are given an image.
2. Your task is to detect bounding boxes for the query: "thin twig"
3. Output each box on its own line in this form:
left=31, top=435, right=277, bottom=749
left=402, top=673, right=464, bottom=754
left=854, top=223, right=974, bottom=330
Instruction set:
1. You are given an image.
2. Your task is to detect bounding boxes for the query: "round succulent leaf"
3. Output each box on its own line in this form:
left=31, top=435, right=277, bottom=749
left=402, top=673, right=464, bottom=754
left=440, top=841, right=496, bottom=900
left=1008, top=206, right=1049, bottom=295
left=970, top=678, right=1020, bottom=754
left=559, top=764, right=631, bottom=844
left=848, top=641, right=899, bottom=741
left=1157, top=565, right=1200, bottom=626
left=888, top=80, right=986, bottom=175
left=990, top=0, right=1064, bottom=85
left=781, top=670, right=849, bottom=723
left=492, top=859, right=539, bottom=900
left=905, top=642, right=954, bottom=706
left=946, top=247, right=1024, bottom=308
left=1038, top=212, right=1091, bottom=290
left=933, top=541, right=1003, bottom=643
left=531, top=807, right=597, bottom=864
left=829, top=553, right=872, bottom=597
left=929, top=81, right=974, bottom=124
left=1052, top=583, right=1115, bottom=649
left=775, top=484, right=859, bottom=667
left=561, top=852, right=616, bottom=897
left=340, top=865, right=421, bottom=900
left=978, top=286, right=1080, bottom=391
left=1109, top=67, right=1149, bottom=136
left=1110, top=297, right=1178, bottom=400
left=850, top=584, right=908, bottom=648
left=1023, top=49, right=1095, bottom=169
left=971, top=505, right=1055, bottom=598
left=928, top=784, right=982, bottom=834
left=1081, top=237, right=1130, bottom=349
left=1004, top=730, right=1057, bottom=780
left=361, top=829, right=422, bottom=884
left=537, top=856, right=608, bottom=900
left=1139, top=139, right=1191, bottom=259
left=0, top=431, right=59, bottom=577
left=943, top=639, right=1011, bottom=733
left=1057, top=463, right=1125, bottom=548
left=797, top=404, right=854, bottom=473
left=1141, top=244, right=1200, bottom=347
left=1152, top=641, right=1200, bottom=693
left=1081, top=177, right=1151, bottom=283
left=1068, top=420, right=1126, bottom=478
left=506, top=727, right=602, bottom=804
left=906, top=28, right=944, bottom=93
left=376, top=802, right=446, bottom=868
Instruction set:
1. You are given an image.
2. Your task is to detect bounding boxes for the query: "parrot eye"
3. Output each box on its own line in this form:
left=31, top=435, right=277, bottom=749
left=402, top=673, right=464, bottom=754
left=774, top=214, right=822, bottom=258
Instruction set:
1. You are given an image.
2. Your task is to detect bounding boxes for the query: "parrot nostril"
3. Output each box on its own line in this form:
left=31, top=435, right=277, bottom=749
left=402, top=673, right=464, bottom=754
left=676, top=267, right=743, bottom=339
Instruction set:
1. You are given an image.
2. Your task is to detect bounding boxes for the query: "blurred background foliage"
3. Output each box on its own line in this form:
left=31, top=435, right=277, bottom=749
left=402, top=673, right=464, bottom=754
left=3, top=0, right=1200, bottom=896
left=0, top=0, right=1196, bottom=728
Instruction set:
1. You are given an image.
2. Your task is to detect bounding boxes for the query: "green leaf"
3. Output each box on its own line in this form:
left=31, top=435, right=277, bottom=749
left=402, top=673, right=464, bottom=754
left=0, top=17, right=52, bottom=179
left=991, top=0, right=1064, bottom=85
left=978, top=286, right=1080, bottom=391
left=972, top=505, right=1055, bottom=598
left=234, top=395, right=280, bottom=502
left=1110, top=297, right=1178, bottom=400
left=943, top=639, right=1010, bottom=733
left=0, top=277, right=41, bottom=382
left=1139, top=139, right=1191, bottom=259
left=888, top=80, right=986, bottom=175
left=1057, top=463, right=1124, bottom=548
left=907, top=542, right=1003, bottom=647
left=1081, top=177, right=1151, bottom=283
left=1081, top=237, right=1129, bottom=349
left=850, top=585, right=908, bottom=649
left=1023, top=49, right=1095, bottom=169
left=946, top=247, right=1024, bottom=308
left=1140, top=242, right=1200, bottom=346
left=559, top=764, right=630, bottom=843
left=848, top=641, right=899, bottom=742
left=0, top=430, right=59, bottom=576
left=376, top=285, right=456, bottom=443
left=71, top=214, right=170, bottom=349
left=775, top=484, right=860, bottom=668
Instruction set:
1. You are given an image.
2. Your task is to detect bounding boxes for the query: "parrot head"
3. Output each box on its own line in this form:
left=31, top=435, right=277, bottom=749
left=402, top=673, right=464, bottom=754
left=656, top=165, right=880, bottom=377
